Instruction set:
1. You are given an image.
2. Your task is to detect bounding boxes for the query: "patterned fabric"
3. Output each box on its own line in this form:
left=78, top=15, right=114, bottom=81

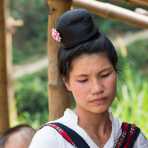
left=29, top=109, right=148, bottom=148
left=48, top=123, right=76, bottom=146
left=48, top=122, right=140, bottom=148
left=115, top=122, right=140, bottom=148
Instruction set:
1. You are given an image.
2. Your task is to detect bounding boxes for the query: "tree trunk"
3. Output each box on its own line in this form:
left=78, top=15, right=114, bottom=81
left=0, top=0, right=9, bottom=134
left=47, top=0, right=72, bottom=121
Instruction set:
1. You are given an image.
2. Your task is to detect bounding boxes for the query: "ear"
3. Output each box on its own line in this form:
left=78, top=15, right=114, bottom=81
left=63, top=78, right=72, bottom=92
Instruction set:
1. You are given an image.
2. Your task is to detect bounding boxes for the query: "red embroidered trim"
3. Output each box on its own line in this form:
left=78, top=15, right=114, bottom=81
left=115, top=122, right=140, bottom=148
left=124, top=124, right=136, bottom=147
left=47, top=122, right=139, bottom=148
left=48, top=123, right=76, bottom=146
left=116, top=122, right=129, bottom=148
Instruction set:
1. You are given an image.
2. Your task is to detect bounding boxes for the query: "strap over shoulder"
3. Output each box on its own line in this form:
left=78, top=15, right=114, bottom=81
left=46, top=122, right=90, bottom=148
left=44, top=122, right=140, bottom=148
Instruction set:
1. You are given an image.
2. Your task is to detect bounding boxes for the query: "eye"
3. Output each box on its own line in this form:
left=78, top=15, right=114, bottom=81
left=77, top=79, right=88, bottom=83
left=101, top=71, right=112, bottom=78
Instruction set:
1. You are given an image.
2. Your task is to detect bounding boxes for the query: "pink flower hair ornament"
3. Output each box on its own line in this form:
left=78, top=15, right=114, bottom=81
left=51, top=28, right=62, bottom=42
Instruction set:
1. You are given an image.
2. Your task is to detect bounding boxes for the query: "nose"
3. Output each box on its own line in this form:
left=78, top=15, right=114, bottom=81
left=91, top=79, right=104, bottom=95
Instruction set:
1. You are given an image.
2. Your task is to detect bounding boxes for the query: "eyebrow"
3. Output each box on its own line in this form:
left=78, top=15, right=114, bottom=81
left=75, top=67, right=113, bottom=77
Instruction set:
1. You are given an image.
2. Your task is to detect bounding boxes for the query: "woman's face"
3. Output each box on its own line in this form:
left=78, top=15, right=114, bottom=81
left=65, top=53, right=117, bottom=114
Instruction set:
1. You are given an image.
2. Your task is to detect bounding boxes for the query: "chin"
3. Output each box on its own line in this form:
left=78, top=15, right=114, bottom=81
left=88, top=106, right=109, bottom=114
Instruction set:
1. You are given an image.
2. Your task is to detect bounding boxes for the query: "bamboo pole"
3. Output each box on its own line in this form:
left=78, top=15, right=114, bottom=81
left=5, top=20, right=15, bottom=127
left=135, top=8, right=148, bottom=16
left=73, top=0, right=148, bottom=28
left=123, top=0, right=148, bottom=7
left=6, top=17, right=23, bottom=126
left=47, top=0, right=72, bottom=121
left=0, top=0, right=9, bottom=134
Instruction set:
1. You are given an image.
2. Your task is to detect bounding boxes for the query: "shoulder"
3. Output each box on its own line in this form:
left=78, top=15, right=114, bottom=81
left=120, top=122, right=148, bottom=147
left=29, top=125, right=64, bottom=148
left=134, top=132, right=148, bottom=148
left=29, top=109, right=77, bottom=148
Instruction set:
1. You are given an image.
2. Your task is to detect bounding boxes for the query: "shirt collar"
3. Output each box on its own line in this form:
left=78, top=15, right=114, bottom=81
left=62, top=108, right=121, bottom=147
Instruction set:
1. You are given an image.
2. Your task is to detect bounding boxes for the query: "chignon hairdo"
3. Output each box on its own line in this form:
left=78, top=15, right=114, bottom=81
left=55, top=8, right=118, bottom=79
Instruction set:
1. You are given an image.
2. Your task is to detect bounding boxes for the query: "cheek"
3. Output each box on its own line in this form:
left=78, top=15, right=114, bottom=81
left=105, top=74, right=117, bottom=95
left=70, top=82, right=90, bottom=100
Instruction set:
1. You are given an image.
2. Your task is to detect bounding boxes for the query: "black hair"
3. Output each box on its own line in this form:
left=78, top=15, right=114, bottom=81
left=55, top=9, right=118, bottom=79
left=58, top=34, right=118, bottom=79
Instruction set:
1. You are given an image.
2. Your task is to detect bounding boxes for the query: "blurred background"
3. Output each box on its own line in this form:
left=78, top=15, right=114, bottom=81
left=6, top=0, right=148, bottom=137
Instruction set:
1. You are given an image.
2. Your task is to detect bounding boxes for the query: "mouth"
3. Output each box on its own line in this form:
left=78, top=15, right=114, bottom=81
left=89, top=97, right=107, bottom=105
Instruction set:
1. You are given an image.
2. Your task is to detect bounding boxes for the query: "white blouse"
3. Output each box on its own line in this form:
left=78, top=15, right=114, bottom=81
left=29, top=108, right=148, bottom=148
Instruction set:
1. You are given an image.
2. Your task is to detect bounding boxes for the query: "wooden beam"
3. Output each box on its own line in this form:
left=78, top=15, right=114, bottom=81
left=0, top=0, right=9, bottom=134
left=124, top=0, right=148, bottom=7
left=6, top=17, right=23, bottom=34
left=47, top=0, right=72, bottom=121
left=73, top=0, right=148, bottom=28
left=135, top=8, right=148, bottom=16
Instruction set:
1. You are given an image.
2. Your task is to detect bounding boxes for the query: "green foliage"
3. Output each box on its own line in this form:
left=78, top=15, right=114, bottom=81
left=15, top=69, right=48, bottom=127
left=13, top=47, right=46, bottom=65
left=11, top=0, right=48, bottom=64
left=112, top=61, right=148, bottom=137
left=111, top=49, right=148, bottom=138
left=93, top=15, right=139, bottom=34
left=127, top=39, right=148, bottom=70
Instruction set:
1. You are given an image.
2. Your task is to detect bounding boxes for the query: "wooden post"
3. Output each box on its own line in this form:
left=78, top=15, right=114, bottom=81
left=73, top=0, right=148, bottom=28
left=6, top=17, right=23, bottom=126
left=47, top=0, right=72, bottom=120
left=0, top=0, right=9, bottom=134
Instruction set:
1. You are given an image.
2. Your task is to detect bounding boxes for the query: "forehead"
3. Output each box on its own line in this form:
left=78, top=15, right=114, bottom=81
left=70, top=53, right=112, bottom=75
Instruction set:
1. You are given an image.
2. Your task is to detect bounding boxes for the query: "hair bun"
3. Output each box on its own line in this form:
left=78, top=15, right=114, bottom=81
left=56, top=8, right=100, bottom=49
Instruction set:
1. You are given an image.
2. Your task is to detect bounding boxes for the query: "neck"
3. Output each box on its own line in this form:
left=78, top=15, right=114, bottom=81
left=75, top=107, right=112, bottom=146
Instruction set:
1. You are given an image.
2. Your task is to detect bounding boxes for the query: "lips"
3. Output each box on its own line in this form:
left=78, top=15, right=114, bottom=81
left=89, top=97, right=107, bottom=105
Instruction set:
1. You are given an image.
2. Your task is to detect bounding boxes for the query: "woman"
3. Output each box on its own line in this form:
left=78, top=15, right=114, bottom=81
left=29, top=9, right=148, bottom=148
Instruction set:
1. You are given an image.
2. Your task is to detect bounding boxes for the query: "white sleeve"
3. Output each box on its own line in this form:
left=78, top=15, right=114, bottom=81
left=134, top=132, right=148, bottom=148
left=29, top=126, right=64, bottom=148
